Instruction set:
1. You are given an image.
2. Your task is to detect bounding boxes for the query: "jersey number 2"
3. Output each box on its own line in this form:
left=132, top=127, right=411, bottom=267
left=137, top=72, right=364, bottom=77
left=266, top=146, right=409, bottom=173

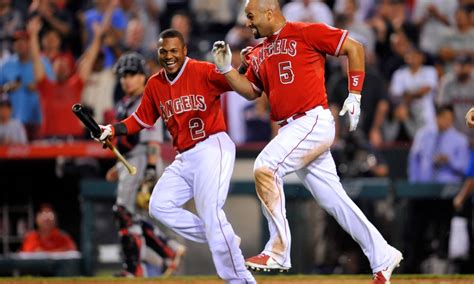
left=189, top=118, right=206, bottom=140
left=279, top=61, right=294, bottom=84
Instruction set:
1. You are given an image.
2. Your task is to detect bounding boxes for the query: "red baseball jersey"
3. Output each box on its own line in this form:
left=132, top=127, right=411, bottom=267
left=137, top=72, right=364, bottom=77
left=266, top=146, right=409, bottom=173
left=132, top=58, right=231, bottom=152
left=245, top=22, right=348, bottom=121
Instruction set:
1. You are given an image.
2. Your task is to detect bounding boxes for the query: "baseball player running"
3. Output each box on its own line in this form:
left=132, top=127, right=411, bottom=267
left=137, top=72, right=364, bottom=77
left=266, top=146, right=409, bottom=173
left=107, top=52, right=185, bottom=277
left=97, top=29, right=256, bottom=283
left=212, top=0, right=402, bottom=283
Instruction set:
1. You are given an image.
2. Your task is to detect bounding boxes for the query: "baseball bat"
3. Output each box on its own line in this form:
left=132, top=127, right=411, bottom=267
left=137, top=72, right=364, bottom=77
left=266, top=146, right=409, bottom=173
left=72, top=103, right=137, bottom=175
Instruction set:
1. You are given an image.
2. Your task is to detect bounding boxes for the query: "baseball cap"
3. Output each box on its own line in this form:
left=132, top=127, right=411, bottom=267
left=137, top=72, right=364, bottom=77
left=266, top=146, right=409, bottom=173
left=454, top=54, right=473, bottom=65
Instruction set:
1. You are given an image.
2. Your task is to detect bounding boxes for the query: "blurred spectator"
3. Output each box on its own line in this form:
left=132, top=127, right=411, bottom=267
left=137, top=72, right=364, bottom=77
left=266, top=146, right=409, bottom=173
left=0, top=28, right=55, bottom=141
left=282, top=0, right=334, bottom=25
left=334, top=0, right=375, bottom=21
left=409, top=105, right=469, bottom=183
left=121, top=0, right=164, bottom=53
left=0, top=94, right=27, bottom=145
left=412, top=0, right=458, bottom=56
left=191, top=0, right=234, bottom=34
left=224, top=24, right=258, bottom=52
left=327, top=58, right=389, bottom=148
left=159, top=0, right=189, bottom=30
left=170, top=10, right=204, bottom=59
left=21, top=203, right=77, bottom=252
left=437, top=55, right=474, bottom=144
left=30, top=17, right=104, bottom=138
left=438, top=6, right=474, bottom=70
left=369, top=0, right=418, bottom=78
left=0, top=0, right=23, bottom=59
left=82, top=0, right=127, bottom=68
left=335, top=0, right=375, bottom=63
left=379, top=29, right=414, bottom=81
left=28, top=0, right=74, bottom=39
left=388, top=47, right=438, bottom=137
left=41, top=28, right=76, bottom=73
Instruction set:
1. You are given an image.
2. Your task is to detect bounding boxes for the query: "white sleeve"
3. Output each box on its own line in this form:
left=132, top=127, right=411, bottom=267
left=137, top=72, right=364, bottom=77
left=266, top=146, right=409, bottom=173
left=389, top=70, right=404, bottom=98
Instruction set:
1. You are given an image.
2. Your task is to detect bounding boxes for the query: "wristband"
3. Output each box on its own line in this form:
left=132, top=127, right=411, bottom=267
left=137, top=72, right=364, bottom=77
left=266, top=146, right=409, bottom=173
left=237, top=64, right=248, bottom=74
left=348, top=71, right=365, bottom=93
left=113, top=122, right=126, bottom=136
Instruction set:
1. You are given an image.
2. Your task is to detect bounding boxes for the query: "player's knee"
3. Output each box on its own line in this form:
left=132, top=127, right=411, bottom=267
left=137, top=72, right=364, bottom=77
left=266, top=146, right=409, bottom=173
left=148, top=199, right=174, bottom=227
left=254, top=167, right=274, bottom=183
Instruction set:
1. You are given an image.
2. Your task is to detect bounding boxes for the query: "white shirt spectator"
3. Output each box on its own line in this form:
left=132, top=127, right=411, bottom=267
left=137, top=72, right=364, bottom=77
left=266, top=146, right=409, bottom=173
left=81, top=69, right=116, bottom=124
left=222, top=91, right=252, bottom=144
left=413, top=0, right=458, bottom=55
left=282, top=0, right=334, bottom=25
left=390, top=65, right=438, bottom=132
left=0, top=119, right=27, bottom=145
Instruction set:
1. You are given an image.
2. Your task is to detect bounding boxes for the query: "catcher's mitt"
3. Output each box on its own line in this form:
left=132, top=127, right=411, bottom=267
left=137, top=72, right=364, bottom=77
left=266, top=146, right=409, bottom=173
left=136, top=165, right=157, bottom=210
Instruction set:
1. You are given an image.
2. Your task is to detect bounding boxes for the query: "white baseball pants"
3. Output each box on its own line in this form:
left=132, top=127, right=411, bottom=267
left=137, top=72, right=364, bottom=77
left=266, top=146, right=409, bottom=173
left=254, top=106, right=397, bottom=273
left=149, top=132, right=256, bottom=283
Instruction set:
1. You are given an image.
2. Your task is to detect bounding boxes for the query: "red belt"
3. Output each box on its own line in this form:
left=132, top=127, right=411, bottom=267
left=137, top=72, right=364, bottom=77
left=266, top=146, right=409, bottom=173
left=278, top=112, right=307, bottom=127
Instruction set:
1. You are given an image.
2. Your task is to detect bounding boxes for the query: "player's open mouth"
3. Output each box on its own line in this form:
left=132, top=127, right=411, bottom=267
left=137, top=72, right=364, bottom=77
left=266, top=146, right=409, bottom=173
left=164, top=60, right=177, bottom=68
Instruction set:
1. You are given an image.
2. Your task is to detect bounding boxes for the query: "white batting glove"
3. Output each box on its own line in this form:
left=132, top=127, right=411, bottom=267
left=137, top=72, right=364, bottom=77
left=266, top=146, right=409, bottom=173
left=339, top=93, right=361, bottom=132
left=212, top=41, right=233, bottom=74
left=98, top=124, right=114, bottom=142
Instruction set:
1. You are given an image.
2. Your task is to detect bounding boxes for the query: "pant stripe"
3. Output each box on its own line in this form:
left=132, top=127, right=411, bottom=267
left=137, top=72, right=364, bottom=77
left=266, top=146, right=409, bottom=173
left=273, top=115, right=319, bottom=263
left=216, top=136, right=239, bottom=277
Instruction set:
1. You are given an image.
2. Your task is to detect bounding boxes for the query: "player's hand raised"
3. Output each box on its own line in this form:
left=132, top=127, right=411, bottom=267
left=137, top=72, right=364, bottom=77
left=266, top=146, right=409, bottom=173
left=339, top=93, right=361, bottom=132
left=212, top=41, right=233, bottom=74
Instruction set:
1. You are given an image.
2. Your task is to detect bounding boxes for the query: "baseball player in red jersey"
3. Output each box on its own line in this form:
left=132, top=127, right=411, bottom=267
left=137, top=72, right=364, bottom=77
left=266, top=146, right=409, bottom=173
left=97, top=29, right=256, bottom=284
left=212, top=0, right=402, bottom=283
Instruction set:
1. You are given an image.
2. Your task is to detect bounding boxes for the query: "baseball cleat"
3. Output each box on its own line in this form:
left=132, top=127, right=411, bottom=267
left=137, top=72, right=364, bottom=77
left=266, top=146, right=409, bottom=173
left=372, top=249, right=403, bottom=284
left=245, top=253, right=290, bottom=272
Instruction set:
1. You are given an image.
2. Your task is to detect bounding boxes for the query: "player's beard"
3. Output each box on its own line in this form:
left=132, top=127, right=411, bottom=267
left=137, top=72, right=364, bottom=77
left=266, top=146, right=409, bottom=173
left=251, top=26, right=262, bottom=39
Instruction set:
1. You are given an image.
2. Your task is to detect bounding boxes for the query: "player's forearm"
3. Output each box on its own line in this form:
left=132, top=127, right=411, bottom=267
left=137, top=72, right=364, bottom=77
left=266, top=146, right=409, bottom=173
left=113, top=115, right=144, bottom=136
left=224, top=69, right=260, bottom=100
left=341, top=37, right=365, bottom=94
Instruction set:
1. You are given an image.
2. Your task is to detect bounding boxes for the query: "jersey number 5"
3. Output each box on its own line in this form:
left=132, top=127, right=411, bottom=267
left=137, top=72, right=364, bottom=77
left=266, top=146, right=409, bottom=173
left=279, top=61, right=294, bottom=84
left=189, top=118, right=206, bottom=140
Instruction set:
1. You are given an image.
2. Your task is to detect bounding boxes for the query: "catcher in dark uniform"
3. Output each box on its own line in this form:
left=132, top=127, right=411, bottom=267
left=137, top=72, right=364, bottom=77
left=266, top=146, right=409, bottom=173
left=106, top=52, right=185, bottom=277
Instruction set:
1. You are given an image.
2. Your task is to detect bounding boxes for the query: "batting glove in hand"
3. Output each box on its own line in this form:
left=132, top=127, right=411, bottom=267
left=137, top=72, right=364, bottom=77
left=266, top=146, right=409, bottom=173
left=212, top=41, right=232, bottom=74
left=98, top=124, right=114, bottom=142
left=339, top=93, right=361, bottom=132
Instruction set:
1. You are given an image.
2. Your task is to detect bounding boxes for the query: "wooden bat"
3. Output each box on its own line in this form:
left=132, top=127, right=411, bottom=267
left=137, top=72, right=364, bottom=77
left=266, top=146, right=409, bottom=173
left=72, top=103, right=137, bottom=175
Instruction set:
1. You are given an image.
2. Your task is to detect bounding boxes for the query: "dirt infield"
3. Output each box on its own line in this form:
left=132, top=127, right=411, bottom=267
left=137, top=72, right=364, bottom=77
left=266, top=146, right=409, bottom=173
left=2, top=275, right=474, bottom=284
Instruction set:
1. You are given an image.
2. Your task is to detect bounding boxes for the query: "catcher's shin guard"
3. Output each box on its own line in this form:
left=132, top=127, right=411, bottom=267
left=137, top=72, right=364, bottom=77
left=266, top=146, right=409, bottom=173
left=113, top=204, right=134, bottom=229
left=141, top=220, right=176, bottom=259
left=119, top=229, right=143, bottom=276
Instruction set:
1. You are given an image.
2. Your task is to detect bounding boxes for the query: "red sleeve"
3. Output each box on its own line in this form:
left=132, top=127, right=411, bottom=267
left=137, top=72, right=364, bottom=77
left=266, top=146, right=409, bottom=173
left=302, top=23, right=348, bottom=56
left=245, top=53, right=264, bottom=93
left=132, top=83, right=161, bottom=129
left=21, top=231, right=39, bottom=252
left=207, top=64, right=232, bottom=95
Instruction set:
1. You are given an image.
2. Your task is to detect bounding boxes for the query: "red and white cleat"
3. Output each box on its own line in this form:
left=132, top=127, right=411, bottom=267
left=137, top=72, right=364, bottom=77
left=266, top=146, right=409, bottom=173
left=372, top=249, right=403, bottom=284
left=245, top=253, right=290, bottom=272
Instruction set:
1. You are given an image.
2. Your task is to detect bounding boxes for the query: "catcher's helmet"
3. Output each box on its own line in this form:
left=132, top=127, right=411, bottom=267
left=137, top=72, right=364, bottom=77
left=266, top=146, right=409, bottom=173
left=114, top=52, right=148, bottom=77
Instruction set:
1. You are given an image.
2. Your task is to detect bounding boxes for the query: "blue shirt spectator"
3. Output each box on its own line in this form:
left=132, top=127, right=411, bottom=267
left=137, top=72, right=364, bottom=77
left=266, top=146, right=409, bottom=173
left=409, top=105, right=469, bottom=183
left=0, top=30, right=55, bottom=140
left=84, top=3, right=127, bottom=68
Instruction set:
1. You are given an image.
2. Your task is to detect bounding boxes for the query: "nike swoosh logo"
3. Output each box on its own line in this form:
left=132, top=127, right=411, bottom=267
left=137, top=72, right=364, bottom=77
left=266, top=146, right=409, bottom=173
left=350, top=105, right=355, bottom=115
